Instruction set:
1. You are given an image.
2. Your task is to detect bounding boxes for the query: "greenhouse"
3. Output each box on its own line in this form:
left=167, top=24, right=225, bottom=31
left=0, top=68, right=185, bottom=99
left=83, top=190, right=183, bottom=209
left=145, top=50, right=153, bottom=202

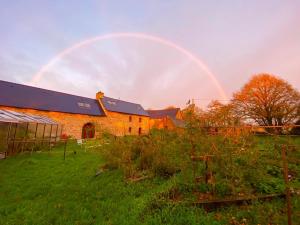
left=0, top=109, right=62, bottom=157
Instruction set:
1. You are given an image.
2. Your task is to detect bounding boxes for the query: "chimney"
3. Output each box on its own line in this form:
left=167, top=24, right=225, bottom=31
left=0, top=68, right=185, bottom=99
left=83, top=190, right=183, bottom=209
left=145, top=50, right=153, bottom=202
left=96, top=91, right=104, bottom=100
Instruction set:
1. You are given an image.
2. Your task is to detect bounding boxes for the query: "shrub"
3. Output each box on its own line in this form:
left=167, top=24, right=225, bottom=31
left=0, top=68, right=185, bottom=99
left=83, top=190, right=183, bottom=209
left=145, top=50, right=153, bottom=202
left=102, top=129, right=187, bottom=179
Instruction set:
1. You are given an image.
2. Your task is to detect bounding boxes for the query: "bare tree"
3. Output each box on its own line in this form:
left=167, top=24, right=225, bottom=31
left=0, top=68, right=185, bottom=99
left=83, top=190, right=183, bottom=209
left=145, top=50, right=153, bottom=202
left=232, top=74, right=300, bottom=126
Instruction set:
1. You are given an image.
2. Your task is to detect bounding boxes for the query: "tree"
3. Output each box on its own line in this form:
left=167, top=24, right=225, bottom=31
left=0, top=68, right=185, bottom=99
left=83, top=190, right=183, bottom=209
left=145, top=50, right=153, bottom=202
left=206, top=100, right=241, bottom=127
left=232, top=74, right=300, bottom=126
left=182, top=103, right=205, bottom=120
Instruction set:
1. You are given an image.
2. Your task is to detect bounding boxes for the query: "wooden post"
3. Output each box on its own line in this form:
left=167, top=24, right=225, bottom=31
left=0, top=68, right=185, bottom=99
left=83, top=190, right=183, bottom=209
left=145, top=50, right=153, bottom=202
left=55, top=125, right=59, bottom=143
left=281, top=144, right=292, bottom=225
left=33, top=123, right=38, bottom=153
left=42, top=124, right=46, bottom=148
left=6, top=123, right=12, bottom=155
left=63, top=139, right=67, bottom=160
left=11, top=123, right=18, bottom=155
left=21, top=123, right=29, bottom=153
left=49, top=124, right=53, bottom=151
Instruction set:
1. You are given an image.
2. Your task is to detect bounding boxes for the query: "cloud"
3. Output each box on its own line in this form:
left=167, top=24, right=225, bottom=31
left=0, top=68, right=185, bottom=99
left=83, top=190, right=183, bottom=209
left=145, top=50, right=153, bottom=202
left=29, top=37, right=222, bottom=108
left=1, top=0, right=299, bottom=109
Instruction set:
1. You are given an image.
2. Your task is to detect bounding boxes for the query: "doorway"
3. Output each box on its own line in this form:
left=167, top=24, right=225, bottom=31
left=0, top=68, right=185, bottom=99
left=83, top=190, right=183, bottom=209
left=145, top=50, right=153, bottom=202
left=82, top=123, right=95, bottom=139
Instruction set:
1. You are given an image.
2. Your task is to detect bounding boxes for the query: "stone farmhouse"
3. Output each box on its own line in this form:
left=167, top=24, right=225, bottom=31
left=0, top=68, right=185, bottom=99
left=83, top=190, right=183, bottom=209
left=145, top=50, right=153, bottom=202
left=0, top=80, right=150, bottom=139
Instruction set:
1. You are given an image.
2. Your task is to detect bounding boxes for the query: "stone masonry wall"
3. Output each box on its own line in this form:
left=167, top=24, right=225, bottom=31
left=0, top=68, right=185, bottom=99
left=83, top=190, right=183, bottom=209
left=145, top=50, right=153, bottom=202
left=105, top=111, right=150, bottom=136
left=149, top=117, right=176, bottom=130
left=0, top=106, right=150, bottom=139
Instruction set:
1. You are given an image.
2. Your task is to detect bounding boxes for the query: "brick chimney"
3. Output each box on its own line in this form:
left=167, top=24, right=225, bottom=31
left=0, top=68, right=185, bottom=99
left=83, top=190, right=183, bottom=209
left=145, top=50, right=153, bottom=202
left=96, top=91, right=104, bottom=100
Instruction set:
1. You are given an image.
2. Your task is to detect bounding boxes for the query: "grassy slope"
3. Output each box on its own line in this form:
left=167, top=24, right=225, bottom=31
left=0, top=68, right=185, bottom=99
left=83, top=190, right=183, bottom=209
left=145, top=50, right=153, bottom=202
left=0, top=141, right=299, bottom=225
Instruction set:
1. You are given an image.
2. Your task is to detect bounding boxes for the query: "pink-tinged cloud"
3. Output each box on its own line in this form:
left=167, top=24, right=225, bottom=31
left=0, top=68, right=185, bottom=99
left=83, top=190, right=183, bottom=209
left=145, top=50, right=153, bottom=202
left=29, top=32, right=228, bottom=102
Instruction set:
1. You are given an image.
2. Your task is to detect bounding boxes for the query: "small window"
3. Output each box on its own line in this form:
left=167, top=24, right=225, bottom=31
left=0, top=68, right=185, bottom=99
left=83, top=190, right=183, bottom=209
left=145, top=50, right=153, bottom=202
left=138, top=127, right=142, bottom=135
left=107, top=101, right=116, bottom=105
left=129, top=116, right=132, bottom=122
left=77, top=102, right=91, bottom=109
left=128, top=127, right=132, bottom=133
left=139, top=117, right=142, bottom=123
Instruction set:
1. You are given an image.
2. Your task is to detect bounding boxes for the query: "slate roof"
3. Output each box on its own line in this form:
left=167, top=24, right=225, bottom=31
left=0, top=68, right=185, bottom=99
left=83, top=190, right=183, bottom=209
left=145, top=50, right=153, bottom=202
left=146, top=108, right=180, bottom=119
left=170, top=118, right=186, bottom=128
left=0, top=80, right=148, bottom=117
left=102, top=96, right=149, bottom=116
left=0, top=80, right=105, bottom=116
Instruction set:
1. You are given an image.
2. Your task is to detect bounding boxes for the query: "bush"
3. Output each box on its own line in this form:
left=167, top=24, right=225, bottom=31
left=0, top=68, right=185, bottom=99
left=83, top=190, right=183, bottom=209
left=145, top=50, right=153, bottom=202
left=102, top=129, right=187, bottom=179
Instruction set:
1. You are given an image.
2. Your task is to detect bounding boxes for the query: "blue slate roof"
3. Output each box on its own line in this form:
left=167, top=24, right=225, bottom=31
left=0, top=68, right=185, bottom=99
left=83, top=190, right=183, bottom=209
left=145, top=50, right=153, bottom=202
left=0, top=80, right=105, bottom=116
left=102, top=96, right=149, bottom=116
left=146, top=108, right=180, bottom=119
left=0, top=80, right=149, bottom=117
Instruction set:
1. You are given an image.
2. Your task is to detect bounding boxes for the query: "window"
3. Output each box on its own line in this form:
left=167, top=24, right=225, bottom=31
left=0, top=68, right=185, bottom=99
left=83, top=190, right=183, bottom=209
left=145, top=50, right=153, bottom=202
left=107, top=101, right=116, bottom=105
left=129, top=116, right=132, bottom=122
left=138, top=127, right=142, bottom=135
left=128, top=127, right=132, bottom=133
left=77, top=102, right=91, bottom=109
left=139, top=117, right=142, bottom=123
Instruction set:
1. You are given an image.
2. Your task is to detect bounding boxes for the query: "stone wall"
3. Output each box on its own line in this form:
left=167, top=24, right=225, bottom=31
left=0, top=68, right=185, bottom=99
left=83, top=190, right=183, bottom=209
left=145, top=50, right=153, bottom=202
left=149, top=109, right=184, bottom=131
left=0, top=106, right=150, bottom=139
left=105, top=111, right=150, bottom=136
left=149, top=117, right=176, bottom=130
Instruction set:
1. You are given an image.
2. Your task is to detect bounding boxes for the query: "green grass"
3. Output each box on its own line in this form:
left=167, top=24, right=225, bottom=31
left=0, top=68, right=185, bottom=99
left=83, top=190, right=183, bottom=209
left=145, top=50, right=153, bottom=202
left=0, top=140, right=299, bottom=225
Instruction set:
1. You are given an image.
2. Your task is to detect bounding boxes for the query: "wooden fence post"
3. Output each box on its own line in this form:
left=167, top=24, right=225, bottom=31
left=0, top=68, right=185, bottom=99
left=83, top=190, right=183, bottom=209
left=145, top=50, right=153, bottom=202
left=63, top=140, right=67, bottom=161
left=281, top=144, right=292, bottom=225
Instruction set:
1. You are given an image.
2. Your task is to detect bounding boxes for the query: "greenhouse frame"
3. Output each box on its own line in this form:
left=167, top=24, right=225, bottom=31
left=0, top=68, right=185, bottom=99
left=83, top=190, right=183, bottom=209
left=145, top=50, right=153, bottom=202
left=0, top=109, right=63, bottom=157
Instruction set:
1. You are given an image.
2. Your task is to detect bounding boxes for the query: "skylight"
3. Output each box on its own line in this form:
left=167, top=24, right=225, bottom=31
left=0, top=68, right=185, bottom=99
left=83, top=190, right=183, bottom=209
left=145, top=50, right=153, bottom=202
left=107, top=101, right=116, bottom=105
left=77, top=102, right=91, bottom=109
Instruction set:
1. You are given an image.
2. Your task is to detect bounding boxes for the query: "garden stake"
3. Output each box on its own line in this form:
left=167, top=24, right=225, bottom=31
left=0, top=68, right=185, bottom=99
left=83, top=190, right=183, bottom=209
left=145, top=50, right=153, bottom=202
left=63, top=140, right=67, bottom=160
left=281, top=144, right=292, bottom=225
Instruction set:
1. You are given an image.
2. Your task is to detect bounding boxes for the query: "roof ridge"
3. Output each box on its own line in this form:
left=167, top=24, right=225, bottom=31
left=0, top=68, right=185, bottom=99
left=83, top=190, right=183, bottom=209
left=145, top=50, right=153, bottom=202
left=146, top=108, right=180, bottom=112
left=104, top=96, right=143, bottom=106
left=0, top=79, right=96, bottom=101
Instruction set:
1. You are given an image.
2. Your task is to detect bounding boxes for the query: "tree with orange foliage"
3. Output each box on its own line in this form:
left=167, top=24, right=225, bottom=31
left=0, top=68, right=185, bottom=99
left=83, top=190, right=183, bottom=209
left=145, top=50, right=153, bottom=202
left=232, top=74, right=300, bottom=126
left=206, top=100, right=241, bottom=126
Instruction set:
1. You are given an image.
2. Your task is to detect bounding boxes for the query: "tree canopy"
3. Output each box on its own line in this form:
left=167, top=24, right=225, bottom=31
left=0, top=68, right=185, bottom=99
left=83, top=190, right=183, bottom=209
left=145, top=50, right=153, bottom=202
left=232, top=74, right=300, bottom=126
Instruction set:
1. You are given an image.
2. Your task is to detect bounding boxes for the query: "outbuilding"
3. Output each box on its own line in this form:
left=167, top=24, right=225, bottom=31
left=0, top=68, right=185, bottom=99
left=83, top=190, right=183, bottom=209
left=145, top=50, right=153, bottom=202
left=0, top=109, right=61, bottom=156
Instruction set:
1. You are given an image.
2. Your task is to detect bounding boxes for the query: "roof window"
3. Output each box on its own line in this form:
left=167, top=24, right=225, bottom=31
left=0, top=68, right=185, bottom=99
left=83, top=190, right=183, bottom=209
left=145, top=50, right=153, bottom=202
left=107, top=101, right=116, bottom=105
left=77, top=102, right=91, bottom=109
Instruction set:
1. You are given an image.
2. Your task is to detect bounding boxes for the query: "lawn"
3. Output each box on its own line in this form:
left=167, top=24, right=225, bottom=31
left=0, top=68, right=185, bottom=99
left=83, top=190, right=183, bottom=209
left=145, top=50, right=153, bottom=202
left=0, top=137, right=299, bottom=225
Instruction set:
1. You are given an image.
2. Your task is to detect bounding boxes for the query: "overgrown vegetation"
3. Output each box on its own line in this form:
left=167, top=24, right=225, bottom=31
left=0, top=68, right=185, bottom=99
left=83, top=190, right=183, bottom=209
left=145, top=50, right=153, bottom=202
left=102, top=130, right=187, bottom=179
left=101, top=127, right=299, bottom=199
left=1, top=113, right=300, bottom=225
left=0, top=139, right=299, bottom=225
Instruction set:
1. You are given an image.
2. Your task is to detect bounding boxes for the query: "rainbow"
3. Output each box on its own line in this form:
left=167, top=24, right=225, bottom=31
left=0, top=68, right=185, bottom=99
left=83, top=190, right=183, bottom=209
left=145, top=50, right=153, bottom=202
left=30, top=32, right=227, bottom=99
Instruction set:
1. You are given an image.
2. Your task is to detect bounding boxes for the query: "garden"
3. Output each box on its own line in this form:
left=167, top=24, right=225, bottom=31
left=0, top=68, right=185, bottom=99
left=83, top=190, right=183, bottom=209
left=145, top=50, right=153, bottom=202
left=0, top=126, right=299, bottom=225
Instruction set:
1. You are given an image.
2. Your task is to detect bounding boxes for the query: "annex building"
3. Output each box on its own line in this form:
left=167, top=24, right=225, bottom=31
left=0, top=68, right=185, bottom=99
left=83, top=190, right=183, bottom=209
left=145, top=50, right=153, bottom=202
left=147, top=108, right=185, bottom=131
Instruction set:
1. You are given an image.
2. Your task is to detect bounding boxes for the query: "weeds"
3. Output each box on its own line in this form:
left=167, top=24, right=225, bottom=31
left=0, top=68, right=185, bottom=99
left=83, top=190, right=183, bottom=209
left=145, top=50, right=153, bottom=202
left=101, top=126, right=299, bottom=206
left=0, top=136, right=299, bottom=225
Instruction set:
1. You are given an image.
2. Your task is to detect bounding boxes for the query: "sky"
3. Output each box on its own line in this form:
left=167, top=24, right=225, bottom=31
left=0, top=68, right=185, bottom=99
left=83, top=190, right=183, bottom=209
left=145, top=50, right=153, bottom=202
left=0, top=0, right=299, bottom=109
